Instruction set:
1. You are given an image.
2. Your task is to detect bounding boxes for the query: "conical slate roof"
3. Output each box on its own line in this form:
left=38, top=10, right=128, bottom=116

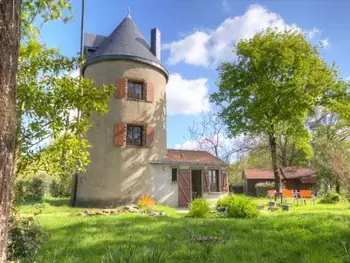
left=84, top=15, right=168, bottom=79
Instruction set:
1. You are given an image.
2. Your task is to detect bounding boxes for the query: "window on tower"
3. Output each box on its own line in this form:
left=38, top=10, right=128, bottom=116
left=127, top=80, right=144, bottom=100
left=126, top=125, right=143, bottom=146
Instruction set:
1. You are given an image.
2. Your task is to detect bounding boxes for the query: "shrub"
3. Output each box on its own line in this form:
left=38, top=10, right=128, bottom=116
left=137, top=194, right=156, bottom=208
left=216, top=194, right=235, bottom=212
left=13, top=179, right=30, bottom=203
left=320, top=192, right=342, bottom=204
left=189, top=198, right=211, bottom=218
left=28, top=173, right=50, bottom=200
left=226, top=195, right=259, bottom=219
left=7, top=209, right=48, bottom=262
left=255, top=181, right=275, bottom=197
left=50, top=176, right=71, bottom=198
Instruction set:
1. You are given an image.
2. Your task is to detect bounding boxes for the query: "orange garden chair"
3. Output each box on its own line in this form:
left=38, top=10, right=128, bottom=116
left=268, top=190, right=276, bottom=200
left=282, top=189, right=296, bottom=204
left=300, top=190, right=315, bottom=205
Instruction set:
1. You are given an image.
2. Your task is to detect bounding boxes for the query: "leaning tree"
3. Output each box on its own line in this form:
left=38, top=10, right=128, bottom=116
left=211, top=29, right=349, bottom=193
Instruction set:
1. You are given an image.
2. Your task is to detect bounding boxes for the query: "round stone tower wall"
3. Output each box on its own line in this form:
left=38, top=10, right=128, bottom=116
left=76, top=60, right=167, bottom=207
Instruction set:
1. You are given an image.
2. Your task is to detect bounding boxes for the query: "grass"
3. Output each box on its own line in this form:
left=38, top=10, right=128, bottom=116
left=16, top=197, right=350, bottom=263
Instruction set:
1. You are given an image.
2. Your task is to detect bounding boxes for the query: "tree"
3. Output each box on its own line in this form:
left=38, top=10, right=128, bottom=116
left=211, top=29, right=349, bottom=193
left=1, top=0, right=113, bottom=260
left=187, top=112, right=243, bottom=162
left=0, top=1, right=22, bottom=261
left=312, top=113, right=350, bottom=193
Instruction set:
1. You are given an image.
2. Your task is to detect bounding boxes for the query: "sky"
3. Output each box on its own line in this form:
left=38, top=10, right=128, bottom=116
left=40, top=0, right=350, bottom=150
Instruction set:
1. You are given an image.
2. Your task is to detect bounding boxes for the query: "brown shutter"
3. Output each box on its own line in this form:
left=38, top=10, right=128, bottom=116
left=146, top=82, right=154, bottom=102
left=146, top=125, right=155, bottom=148
left=114, top=123, right=125, bottom=146
left=178, top=169, right=191, bottom=206
left=222, top=170, right=228, bottom=192
left=115, top=77, right=126, bottom=98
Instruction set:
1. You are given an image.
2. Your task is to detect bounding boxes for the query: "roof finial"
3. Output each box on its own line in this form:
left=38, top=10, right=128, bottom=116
left=127, top=8, right=131, bottom=18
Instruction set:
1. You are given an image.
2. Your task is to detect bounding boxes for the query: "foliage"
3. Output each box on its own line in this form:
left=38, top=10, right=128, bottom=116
left=27, top=173, right=50, bottom=200
left=211, top=29, right=349, bottom=191
left=226, top=195, right=259, bottom=219
left=137, top=194, right=156, bottom=208
left=320, top=192, right=342, bottom=204
left=255, top=182, right=275, bottom=197
left=14, top=0, right=114, bottom=181
left=189, top=198, right=211, bottom=218
left=216, top=194, right=235, bottom=212
left=13, top=180, right=30, bottom=203
left=101, top=243, right=172, bottom=263
left=311, top=112, right=350, bottom=193
left=49, top=176, right=71, bottom=198
left=7, top=209, right=48, bottom=262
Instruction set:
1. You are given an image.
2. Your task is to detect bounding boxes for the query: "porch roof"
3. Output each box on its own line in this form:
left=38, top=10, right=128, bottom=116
left=150, top=149, right=227, bottom=166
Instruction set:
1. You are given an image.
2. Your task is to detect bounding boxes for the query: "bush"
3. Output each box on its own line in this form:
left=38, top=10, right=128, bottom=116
left=50, top=176, right=71, bottom=198
left=255, top=181, right=275, bottom=197
left=13, top=180, right=30, bottom=203
left=7, top=209, right=48, bottom=262
left=189, top=198, right=211, bottom=218
left=216, top=194, right=235, bottom=212
left=137, top=194, right=156, bottom=208
left=320, top=192, right=342, bottom=204
left=226, top=195, right=259, bottom=219
left=28, top=173, right=50, bottom=200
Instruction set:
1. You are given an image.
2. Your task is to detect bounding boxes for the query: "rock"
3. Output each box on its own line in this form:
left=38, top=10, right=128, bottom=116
left=76, top=212, right=84, bottom=216
left=150, top=211, right=160, bottom=216
left=110, top=209, right=120, bottom=214
left=95, top=211, right=104, bottom=215
left=257, top=205, right=265, bottom=210
left=102, top=210, right=111, bottom=214
left=269, top=207, right=279, bottom=212
left=125, top=205, right=139, bottom=213
left=160, top=211, right=166, bottom=216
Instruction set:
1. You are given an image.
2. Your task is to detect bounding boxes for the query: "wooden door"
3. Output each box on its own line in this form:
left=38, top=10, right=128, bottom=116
left=178, top=169, right=191, bottom=207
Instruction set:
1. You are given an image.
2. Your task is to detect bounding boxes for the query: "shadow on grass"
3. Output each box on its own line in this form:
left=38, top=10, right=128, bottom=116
left=34, top=212, right=350, bottom=263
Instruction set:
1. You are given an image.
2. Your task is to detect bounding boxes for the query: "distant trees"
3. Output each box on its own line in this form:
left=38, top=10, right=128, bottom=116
left=211, top=29, right=349, bottom=193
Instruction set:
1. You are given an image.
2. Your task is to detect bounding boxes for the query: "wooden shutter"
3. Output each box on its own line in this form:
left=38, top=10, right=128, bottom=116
left=222, top=170, right=228, bottom=192
left=146, top=125, right=155, bottom=148
left=115, top=77, right=126, bottom=98
left=114, top=123, right=125, bottom=146
left=178, top=169, right=191, bottom=206
left=203, top=170, right=209, bottom=192
left=146, top=82, right=154, bottom=102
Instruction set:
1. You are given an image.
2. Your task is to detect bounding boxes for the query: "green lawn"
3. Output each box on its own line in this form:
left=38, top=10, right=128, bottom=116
left=17, top=197, right=350, bottom=263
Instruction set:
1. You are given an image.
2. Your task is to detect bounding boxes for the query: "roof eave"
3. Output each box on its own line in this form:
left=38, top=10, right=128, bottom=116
left=149, top=160, right=228, bottom=167
left=83, top=54, right=169, bottom=82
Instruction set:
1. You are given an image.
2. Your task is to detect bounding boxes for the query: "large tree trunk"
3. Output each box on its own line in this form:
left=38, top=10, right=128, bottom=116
left=269, top=134, right=282, bottom=193
left=0, top=0, right=22, bottom=261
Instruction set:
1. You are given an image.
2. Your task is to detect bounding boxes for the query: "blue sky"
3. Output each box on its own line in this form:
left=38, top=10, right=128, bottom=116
left=41, top=0, right=350, bottom=149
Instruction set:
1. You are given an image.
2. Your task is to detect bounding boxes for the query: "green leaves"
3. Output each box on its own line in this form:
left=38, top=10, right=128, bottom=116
left=211, top=29, right=349, bottom=166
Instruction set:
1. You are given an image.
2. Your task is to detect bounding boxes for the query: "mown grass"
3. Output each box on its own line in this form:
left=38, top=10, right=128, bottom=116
left=17, top=197, right=350, bottom=263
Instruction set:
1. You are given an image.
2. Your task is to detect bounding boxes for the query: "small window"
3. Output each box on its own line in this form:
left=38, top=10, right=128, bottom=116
left=208, top=170, right=219, bottom=192
left=171, top=168, right=178, bottom=182
left=126, top=125, right=143, bottom=146
left=127, top=80, right=144, bottom=100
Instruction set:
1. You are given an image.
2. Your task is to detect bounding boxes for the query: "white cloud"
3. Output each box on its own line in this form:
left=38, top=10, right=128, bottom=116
left=164, top=4, right=305, bottom=67
left=222, top=0, right=230, bottom=11
left=69, top=68, right=80, bottom=78
left=166, top=73, right=210, bottom=115
left=306, top=27, right=321, bottom=39
left=174, top=140, right=199, bottom=150
left=320, top=38, right=330, bottom=48
left=163, top=32, right=210, bottom=66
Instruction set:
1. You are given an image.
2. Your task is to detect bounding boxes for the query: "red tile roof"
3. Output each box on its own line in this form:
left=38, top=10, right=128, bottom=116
left=244, top=167, right=316, bottom=182
left=151, top=149, right=226, bottom=165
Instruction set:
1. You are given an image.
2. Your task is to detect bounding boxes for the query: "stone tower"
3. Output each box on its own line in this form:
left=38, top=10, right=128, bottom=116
left=75, top=14, right=168, bottom=207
